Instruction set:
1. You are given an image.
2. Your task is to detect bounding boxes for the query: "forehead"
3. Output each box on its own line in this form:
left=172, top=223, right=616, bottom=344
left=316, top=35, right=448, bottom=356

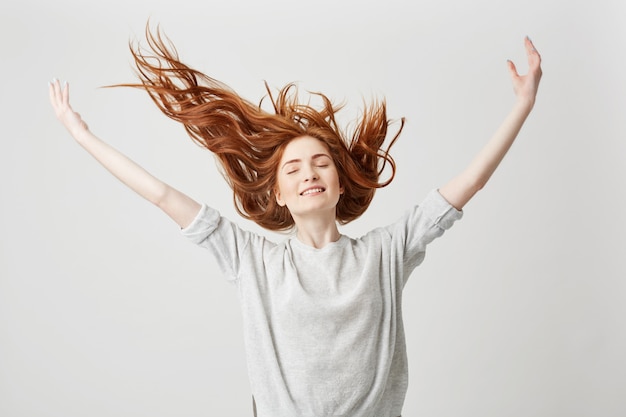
left=280, top=136, right=330, bottom=162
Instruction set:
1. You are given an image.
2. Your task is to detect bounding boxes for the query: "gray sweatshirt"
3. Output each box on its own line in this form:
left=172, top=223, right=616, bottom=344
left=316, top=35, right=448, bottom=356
left=182, top=189, right=462, bottom=417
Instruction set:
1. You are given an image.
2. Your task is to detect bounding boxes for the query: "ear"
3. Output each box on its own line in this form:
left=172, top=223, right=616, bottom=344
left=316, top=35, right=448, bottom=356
left=275, top=187, right=286, bottom=207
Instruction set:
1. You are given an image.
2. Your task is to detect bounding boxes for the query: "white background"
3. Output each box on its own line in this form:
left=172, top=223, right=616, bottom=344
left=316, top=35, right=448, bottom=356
left=1, top=0, right=625, bottom=416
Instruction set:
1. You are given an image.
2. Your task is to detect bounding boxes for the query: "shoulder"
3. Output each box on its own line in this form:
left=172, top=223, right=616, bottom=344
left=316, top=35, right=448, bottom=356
left=182, top=203, right=278, bottom=249
left=382, top=189, right=463, bottom=232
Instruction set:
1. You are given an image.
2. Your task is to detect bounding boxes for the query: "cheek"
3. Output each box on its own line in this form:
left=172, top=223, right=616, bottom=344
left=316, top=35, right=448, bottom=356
left=274, top=177, right=292, bottom=205
left=333, top=169, right=344, bottom=190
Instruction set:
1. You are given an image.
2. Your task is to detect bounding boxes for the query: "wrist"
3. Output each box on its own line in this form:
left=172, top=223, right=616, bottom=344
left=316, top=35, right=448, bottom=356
left=514, top=97, right=535, bottom=114
left=71, top=125, right=91, bottom=145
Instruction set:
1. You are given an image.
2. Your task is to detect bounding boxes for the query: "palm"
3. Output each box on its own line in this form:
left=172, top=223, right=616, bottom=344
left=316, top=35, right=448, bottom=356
left=49, top=79, right=88, bottom=135
left=507, top=37, right=542, bottom=105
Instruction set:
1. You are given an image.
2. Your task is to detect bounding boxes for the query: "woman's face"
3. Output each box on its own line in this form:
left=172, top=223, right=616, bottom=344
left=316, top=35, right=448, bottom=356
left=275, top=136, right=343, bottom=221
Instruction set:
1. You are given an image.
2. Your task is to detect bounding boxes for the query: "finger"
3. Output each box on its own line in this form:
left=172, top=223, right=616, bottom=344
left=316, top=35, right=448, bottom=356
left=506, top=59, right=519, bottom=79
left=51, top=79, right=63, bottom=110
left=51, top=78, right=62, bottom=108
left=524, top=36, right=536, bottom=54
left=62, top=81, right=70, bottom=107
left=79, top=116, right=88, bottom=130
left=48, top=80, right=56, bottom=107
left=524, top=36, right=542, bottom=63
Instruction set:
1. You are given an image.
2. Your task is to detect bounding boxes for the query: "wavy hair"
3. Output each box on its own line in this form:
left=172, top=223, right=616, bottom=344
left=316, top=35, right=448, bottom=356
left=120, top=24, right=404, bottom=231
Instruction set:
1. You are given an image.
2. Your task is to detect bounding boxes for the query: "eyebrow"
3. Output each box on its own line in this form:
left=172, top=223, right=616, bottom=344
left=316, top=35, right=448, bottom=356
left=281, top=153, right=331, bottom=170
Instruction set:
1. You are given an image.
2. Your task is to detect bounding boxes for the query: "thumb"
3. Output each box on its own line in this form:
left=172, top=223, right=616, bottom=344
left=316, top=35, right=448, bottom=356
left=507, top=59, right=519, bottom=79
left=73, top=112, right=89, bottom=131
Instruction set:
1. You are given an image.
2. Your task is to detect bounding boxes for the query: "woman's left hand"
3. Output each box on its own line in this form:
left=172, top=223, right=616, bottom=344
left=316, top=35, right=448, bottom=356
left=439, top=36, right=544, bottom=210
left=507, top=37, right=542, bottom=107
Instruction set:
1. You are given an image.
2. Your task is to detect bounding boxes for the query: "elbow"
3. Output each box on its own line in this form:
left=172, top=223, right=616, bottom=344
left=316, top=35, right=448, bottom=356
left=474, top=177, right=487, bottom=193
left=466, top=175, right=486, bottom=196
left=150, top=182, right=172, bottom=210
left=460, top=176, right=485, bottom=208
left=441, top=170, right=491, bottom=210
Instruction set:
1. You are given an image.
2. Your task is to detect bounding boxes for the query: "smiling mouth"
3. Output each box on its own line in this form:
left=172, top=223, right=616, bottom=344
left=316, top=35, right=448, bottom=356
left=300, top=187, right=325, bottom=196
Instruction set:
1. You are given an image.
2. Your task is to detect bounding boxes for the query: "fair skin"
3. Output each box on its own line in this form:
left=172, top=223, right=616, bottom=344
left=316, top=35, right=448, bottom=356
left=274, top=136, right=344, bottom=248
left=438, top=36, right=542, bottom=209
left=48, top=81, right=202, bottom=229
left=48, top=37, right=541, bottom=247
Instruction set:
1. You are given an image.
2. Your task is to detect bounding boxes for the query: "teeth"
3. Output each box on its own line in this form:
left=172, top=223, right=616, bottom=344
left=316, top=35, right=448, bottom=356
left=301, top=188, right=324, bottom=196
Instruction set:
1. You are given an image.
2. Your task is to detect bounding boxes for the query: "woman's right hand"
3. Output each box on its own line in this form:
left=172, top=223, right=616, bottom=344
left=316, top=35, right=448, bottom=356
left=48, top=78, right=202, bottom=227
left=49, top=79, right=89, bottom=139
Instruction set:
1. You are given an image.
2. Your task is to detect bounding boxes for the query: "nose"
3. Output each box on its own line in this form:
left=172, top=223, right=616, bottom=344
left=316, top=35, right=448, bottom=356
left=303, top=166, right=319, bottom=182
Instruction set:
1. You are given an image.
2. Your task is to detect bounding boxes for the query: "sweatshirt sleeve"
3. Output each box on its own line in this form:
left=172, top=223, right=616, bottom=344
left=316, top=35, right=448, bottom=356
left=180, top=204, right=263, bottom=282
left=390, top=189, right=463, bottom=280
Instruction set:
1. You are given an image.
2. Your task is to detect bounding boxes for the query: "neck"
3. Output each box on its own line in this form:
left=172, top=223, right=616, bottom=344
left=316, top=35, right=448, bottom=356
left=293, top=213, right=341, bottom=249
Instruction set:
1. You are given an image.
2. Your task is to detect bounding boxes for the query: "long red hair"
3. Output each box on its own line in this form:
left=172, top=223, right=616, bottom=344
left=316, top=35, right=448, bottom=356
left=122, top=24, right=404, bottom=231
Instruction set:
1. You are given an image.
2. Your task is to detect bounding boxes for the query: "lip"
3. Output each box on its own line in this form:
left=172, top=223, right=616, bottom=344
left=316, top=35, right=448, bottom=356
left=300, top=186, right=326, bottom=196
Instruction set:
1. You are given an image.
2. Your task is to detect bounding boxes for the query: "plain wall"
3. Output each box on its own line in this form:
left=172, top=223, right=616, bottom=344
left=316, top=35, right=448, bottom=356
left=1, top=0, right=625, bottom=416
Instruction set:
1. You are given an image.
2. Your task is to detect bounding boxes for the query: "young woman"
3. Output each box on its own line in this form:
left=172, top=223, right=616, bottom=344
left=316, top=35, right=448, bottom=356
left=49, top=27, right=542, bottom=417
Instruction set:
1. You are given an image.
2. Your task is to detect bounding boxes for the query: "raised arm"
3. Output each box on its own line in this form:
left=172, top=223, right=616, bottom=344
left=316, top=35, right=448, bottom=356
left=439, top=37, right=542, bottom=210
left=48, top=79, right=201, bottom=228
